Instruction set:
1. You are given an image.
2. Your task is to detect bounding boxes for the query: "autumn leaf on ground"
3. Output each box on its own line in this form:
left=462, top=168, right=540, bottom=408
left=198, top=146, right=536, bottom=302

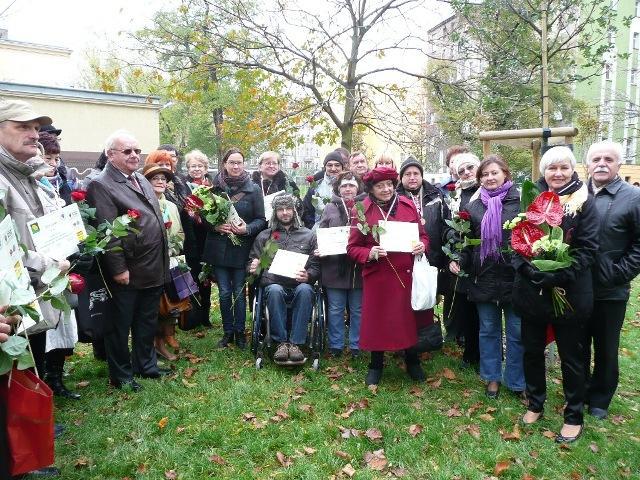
left=500, top=424, right=521, bottom=441
left=299, top=404, right=313, bottom=413
left=364, top=449, right=388, bottom=471
left=275, top=451, right=292, bottom=467
left=466, top=402, right=483, bottom=416
left=74, top=457, right=90, bottom=469
left=522, top=474, right=536, bottom=480
left=294, top=386, right=307, bottom=395
left=408, top=424, right=423, bottom=437
left=446, top=405, right=463, bottom=417
left=342, top=463, right=356, bottom=477
left=368, top=384, right=378, bottom=394
left=590, top=442, right=599, bottom=453
left=176, top=426, right=186, bottom=433
left=494, top=459, right=511, bottom=476
left=365, top=428, right=383, bottom=441
left=542, top=430, right=556, bottom=439
left=611, top=415, right=625, bottom=425
left=303, top=447, right=317, bottom=455
left=465, top=424, right=481, bottom=439
left=136, top=464, right=148, bottom=473
left=75, top=380, right=90, bottom=389
left=158, top=417, right=169, bottom=429
left=242, top=412, right=257, bottom=422
left=231, top=372, right=240, bottom=380
left=409, top=385, right=424, bottom=397
left=389, top=466, right=408, bottom=477
left=339, top=426, right=362, bottom=438
left=209, top=454, right=226, bottom=465
left=335, top=450, right=351, bottom=459
left=181, top=378, right=197, bottom=388
left=478, top=413, right=494, bottom=422
left=441, top=367, right=456, bottom=380
left=292, top=372, right=305, bottom=382
left=183, top=368, right=197, bottom=379
left=164, top=470, right=177, bottom=480
left=529, top=450, right=539, bottom=459
left=270, top=410, right=290, bottom=422
left=570, top=472, right=581, bottom=480
left=428, top=377, right=442, bottom=388
left=195, top=331, right=206, bottom=338
left=485, top=406, right=497, bottom=414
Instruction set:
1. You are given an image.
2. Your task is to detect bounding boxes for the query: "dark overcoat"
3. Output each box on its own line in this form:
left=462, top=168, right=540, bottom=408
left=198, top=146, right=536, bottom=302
left=86, top=161, right=169, bottom=289
left=347, top=195, right=430, bottom=351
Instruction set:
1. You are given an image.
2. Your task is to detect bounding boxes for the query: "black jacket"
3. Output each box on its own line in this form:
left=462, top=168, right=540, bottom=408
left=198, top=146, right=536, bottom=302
left=202, top=174, right=267, bottom=269
left=460, top=185, right=520, bottom=304
left=512, top=177, right=599, bottom=323
left=251, top=170, right=300, bottom=198
left=588, top=176, right=640, bottom=302
left=397, top=180, right=450, bottom=269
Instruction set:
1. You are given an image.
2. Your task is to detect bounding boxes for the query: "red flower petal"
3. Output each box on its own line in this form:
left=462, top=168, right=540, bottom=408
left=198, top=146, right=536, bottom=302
left=271, top=231, right=281, bottom=240
left=526, top=191, right=563, bottom=227
left=511, top=220, right=545, bottom=258
left=70, top=190, right=87, bottom=202
left=306, top=175, right=314, bottom=183
left=127, top=209, right=140, bottom=220
left=446, top=184, right=456, bottom=191
left=458, top=211, right=470, bottom=221
left=68, top=273, right=86, bottom=294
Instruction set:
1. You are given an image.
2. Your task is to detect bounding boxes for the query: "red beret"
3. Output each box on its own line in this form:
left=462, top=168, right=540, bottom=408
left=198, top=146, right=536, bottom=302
left=362, top=166, right=398, bottom=185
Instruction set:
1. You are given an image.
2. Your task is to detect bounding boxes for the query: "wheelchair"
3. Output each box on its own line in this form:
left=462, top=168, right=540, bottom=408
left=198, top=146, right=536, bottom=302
left=250, top=282, right=326, bottom=370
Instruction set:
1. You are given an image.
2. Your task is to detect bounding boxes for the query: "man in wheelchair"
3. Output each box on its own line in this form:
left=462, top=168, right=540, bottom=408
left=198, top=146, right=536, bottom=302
left=248, top=194, right=319, bottom=363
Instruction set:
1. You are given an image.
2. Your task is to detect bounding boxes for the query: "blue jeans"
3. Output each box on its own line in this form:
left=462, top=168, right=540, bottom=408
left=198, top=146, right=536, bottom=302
left=213, top=267, right=247, bottom=333
left=476, top=302, right=525, bottom=391
left=326, top=287, right=362, bottom=350
left=264, top=283, right=314, bottom=345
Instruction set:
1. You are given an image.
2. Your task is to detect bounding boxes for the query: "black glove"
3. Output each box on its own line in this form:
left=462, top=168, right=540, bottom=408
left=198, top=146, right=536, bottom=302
left=69, top=253, right=94, bottom=275
left=530, top=270, right=557, bottom=288
left=520, top=264, right=537, bottom=280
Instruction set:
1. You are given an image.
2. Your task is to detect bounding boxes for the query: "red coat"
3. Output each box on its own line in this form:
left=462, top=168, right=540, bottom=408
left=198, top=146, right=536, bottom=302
left=347, top=196, right=430, bottom=351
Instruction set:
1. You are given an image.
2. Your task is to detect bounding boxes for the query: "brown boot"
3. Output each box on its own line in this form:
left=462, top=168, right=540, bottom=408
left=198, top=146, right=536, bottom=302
left=165, top=323, right=179, bottom=351
left=155, top=336, right=177, bottom=361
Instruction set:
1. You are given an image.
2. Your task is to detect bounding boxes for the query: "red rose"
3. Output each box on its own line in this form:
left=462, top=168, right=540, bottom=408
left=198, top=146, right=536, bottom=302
left=292, top=162, right=299, bottom=169
left=306, top=175, right=315, bottom=183
left=68, top=273, right=86, bottom=294
left=70, top=190, right=87, bottom=202
left=127, top=209, right=140, bottom=220
left=164, top=221, right=172, bottom=229
left=446, top=184, right=456, bottom=191
left=271, top=231, right=281, bottom=240
left=185, top=195, right=204, bottom=209
left=458, top=211, right=471, bottom=221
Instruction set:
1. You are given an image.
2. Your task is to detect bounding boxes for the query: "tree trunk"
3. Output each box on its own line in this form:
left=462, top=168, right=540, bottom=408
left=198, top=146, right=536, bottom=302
left=207, top=65, right=224, bottom=169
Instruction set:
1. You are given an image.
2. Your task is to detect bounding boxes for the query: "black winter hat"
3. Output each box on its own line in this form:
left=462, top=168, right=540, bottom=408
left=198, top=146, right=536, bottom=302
left=399, top=156, right=423, bottom=177
left=323, top=151, right=346, bottom=168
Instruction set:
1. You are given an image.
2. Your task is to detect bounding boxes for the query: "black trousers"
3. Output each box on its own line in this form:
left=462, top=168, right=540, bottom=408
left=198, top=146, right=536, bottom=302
left=522, top=318, right=585, bottom=425
left=584, top=300, right=627, bottom=410
left=450, top=293, right=479, bottom=363
left=105, top=285, right=163, bottom=383
left=370, top=348, right=419, bottom=369
left=28, top=331, right=47, bottom=378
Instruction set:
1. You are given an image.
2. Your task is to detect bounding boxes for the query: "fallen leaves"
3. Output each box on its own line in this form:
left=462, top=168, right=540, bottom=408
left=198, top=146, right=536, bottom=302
left=195, top=331, right=206, bottom=338
left=493, top=459, right=511, bottom=476
left=302, top=447, right=317, bottom=455
left=341, top=463, right=356, bottom=477
left=183, top=353, right=205, bottom=364
left=363, top=449, right=388, bottom=471
left=338, top=398, right=370, bottom=419
left=500, top=424, right=521, bottom=442
left=408, top=424, right=423, bottom=437
left=74, top=457, right=90, bottom=469
left=158, top=417, right=169, bottom=429
left=589, top=442, right=599, bottom=453
left=408, top=385, right=424, bottom=398
left=542, top=430, right=557, bottom=439
left=275, top=451, right=292, bottom=467
left=464, top=424, right=481, bottom=439
left=299, top=404, right=313, bottom=413
left=611, top=415, right=626, bottom=425
left=478, top=413, right=494, bottom=422
left=365, top=428, right=383, bottom=441
left=270, top=410, right=290, bottom=423
left=335, top=450, right=351, bottom=460
left=446, top=404, right=463, bottom=418
left=441, top=367, right=456, bottom=380
left=75, top=380, right=90, bottom=389
left=183, top=368, right=197, bottom=379
left=164, top=470, right=177, bottom=479
left=181, top=378, right=197, bottom=388
left=209, top=454, right=226, bottom=465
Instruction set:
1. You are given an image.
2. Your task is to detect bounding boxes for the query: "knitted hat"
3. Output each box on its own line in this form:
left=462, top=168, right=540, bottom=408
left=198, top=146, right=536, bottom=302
left=451, top=153, right=480, bottom=175
left=270, top=193, right=302, bottom=229
left=399, top=156, right=424, bottom=177
left=362, top=166, right=398, bottom=185
left=323, top=151, right=346, bottom=168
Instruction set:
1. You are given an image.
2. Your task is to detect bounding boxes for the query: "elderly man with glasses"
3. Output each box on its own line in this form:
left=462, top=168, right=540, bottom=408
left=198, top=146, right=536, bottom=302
left=86, top=130, right=170, bottom=392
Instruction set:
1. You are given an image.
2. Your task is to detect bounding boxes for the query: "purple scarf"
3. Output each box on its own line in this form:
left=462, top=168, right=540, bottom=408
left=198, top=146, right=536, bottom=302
left=479, top=180, right=513, bottom=263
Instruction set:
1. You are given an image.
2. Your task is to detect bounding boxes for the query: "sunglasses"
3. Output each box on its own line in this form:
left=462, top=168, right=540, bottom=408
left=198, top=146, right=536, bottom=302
left=457, top=165, right=475, bottom=175
left=112, top=148, right=142, bottom=156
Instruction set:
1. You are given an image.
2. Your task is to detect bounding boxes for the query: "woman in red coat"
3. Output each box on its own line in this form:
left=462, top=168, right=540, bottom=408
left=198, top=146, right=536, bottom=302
left=347, top=167, right=430, bottom=385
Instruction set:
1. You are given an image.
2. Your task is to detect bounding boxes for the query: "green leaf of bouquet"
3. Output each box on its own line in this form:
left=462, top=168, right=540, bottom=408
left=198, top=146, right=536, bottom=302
left=0, top=281, right=11, bottom=305
left=0, top=335, right=29, bottom=356
left=550, top=226, right=564, bottom=242
left=49, top=276, right=69, bottom=296
left=0, top=351, right=12, bottom=376
left=41, top=266, right=62, bottom=285
left=531, top=259, right=572, bottom=271
left=49, top=295, right=69, bottom=312
left=19, top=304, right=41, bottom=321
left=10, top=288, right=36, bottom=306
left=16, top=350, right=34, bottom=370
left=520, top=180, right=540, bottom=212
left=465, top=238, right=481, bottom=246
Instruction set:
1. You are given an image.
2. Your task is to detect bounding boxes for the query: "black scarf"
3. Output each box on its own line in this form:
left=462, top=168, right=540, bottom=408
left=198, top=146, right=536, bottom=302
left=536, top=171, right=583, bottom=197
left=369, top=192, right=399, bottom=217
left=218, top=169, right=250, bottom=194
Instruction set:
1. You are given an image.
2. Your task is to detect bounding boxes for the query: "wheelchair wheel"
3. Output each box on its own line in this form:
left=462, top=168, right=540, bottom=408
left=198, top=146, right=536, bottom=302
left=250, top=287, right=264, bottom=356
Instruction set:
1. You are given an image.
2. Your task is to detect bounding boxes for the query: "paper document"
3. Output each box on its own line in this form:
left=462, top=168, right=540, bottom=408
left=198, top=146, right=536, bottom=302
left=378, top=220, right=419, bottom=253
left=263, top=190, right=284, bottom=220
left=316, top=226, right=350, bottom=256
left=228, top=204, right=244, bottom=227
left=268, top=249, right=309, bottom=279
left=27, top=203, right=87, bottom=261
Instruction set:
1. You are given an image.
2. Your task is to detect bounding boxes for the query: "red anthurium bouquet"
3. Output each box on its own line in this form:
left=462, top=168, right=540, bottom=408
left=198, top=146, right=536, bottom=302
left=184, top=186, right=241, bottom=245
left=505, top=187, right=574, bottom=316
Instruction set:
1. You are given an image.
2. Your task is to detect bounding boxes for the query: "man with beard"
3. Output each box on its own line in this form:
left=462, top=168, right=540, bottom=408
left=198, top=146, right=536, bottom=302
left=249, top=194, right=319, bottom=362
left=302, top=151, right=345, bottom=229
left=584, top=141, right=640, bottom=419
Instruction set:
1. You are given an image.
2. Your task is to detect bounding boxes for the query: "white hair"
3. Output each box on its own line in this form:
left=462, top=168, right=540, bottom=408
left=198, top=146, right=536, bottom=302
left=104, top=129, right=136, bottom=151
left=185, top=149, right=209, bottom=168
left=259, top=151, right=280, bottom=164
left=539, top=146, right=576, bottom=175
left=585, top=141, right=623, bottom=165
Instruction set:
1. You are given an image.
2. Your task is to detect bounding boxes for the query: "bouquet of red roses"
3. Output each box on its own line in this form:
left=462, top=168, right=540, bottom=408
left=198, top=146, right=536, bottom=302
left=505, top=183, right=574, bottom=316
left=443, top=210, right=480, bottom=277
left=184, top=186, right=241, bottom=245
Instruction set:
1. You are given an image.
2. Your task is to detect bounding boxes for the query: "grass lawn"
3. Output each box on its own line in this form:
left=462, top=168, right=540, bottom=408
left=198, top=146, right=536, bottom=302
left=53, top=281, right=640, bottom=479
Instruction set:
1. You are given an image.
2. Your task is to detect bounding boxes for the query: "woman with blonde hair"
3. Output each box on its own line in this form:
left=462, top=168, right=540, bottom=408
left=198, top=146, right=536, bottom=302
left=374, top=153, right=396, bottom=170
left=185, top=149, right=213, bottom=186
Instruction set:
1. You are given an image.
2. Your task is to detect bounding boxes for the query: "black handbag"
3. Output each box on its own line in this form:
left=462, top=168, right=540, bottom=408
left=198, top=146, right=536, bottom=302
left=415, top=321, right=443, bottom=353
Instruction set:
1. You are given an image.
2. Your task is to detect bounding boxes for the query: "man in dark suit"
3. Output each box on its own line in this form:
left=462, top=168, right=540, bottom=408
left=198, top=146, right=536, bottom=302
left=86, top=130, right=169, bottom=391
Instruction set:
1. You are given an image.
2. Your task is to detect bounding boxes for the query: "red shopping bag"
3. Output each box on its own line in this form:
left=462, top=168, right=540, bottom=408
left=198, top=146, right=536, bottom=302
left=0, top=369, right=54, bottom=475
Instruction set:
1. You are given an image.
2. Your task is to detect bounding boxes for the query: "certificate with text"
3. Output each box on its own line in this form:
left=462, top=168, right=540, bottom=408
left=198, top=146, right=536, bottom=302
left=27, top=203, right=87, bottom=261
left=268, top=249, right=309, bottom=279
left=316, top=226, right=350, bottom=256
left=378, top=220, right=419, bottom=253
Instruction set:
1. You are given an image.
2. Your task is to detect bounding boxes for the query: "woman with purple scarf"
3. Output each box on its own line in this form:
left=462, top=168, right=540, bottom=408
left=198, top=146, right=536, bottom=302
left=449, top=155, right=524, bottom=399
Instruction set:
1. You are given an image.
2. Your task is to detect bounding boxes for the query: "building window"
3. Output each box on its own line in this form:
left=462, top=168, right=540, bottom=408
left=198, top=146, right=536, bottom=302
left=633, top=32, right=639, bottom=50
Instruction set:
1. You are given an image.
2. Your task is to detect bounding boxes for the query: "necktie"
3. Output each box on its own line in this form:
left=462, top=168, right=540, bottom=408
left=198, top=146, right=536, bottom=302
left=128, top=175, right=141, bottom=191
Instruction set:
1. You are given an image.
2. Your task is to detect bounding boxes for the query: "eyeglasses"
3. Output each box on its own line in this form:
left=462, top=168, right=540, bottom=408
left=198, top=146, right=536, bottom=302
left=458, top=165, right=475, bottom=175
left=226, top=161, right=244, bottom=166
left=261, top=161, right=278, bottom=167
left=112, top=148, right=141, bottom=156
left=150, top=175, right=167, bottom=182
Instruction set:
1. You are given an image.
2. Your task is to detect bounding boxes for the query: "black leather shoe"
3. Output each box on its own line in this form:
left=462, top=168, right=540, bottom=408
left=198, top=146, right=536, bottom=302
left=588, top=407, right=608, bottom=419
left=485, top=382, right=500, bottom=399
left=217, top=332, right=234, bottom=347
left=555, top=424, right=583, bottom=443
left=139, top=368, right=172, bottom=379
left=235, top=331, right=247, bottom=349
left=24, top=466, right=61, bottom=477
left=406, top=363, right=426, bottom=382
left=365, top=368, right=383, bottom=386
left=109, top=378, right=143, bottom=392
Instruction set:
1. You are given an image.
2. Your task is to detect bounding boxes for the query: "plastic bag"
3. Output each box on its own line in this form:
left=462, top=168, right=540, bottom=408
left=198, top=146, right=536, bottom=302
left=411, top=254, right=438, bottom=311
